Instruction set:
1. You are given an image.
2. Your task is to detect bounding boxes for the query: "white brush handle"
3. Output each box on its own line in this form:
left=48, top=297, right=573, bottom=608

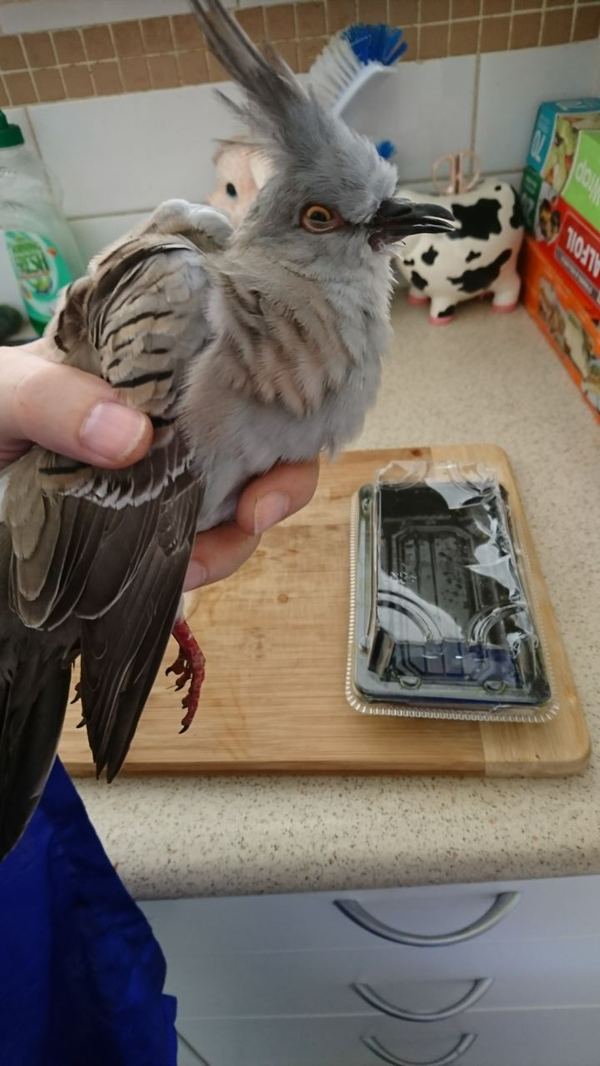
left=333, top=65, right=395, bottom=120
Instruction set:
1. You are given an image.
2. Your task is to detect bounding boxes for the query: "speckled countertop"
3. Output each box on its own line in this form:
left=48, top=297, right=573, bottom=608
left=76, top=298, right=600, bottom=900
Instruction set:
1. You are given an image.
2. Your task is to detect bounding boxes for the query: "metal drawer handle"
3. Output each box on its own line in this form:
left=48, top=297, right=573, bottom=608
left=363, top=1032, right=476, bottom=1066
left=334, top=892, right=519, bottom=946
left=353, top=977, right=493, bottom=1021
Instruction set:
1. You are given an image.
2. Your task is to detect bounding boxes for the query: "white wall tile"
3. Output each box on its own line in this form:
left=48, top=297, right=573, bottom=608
left=70, top=212, right=148, bottom=263
left=474, top=40, right=600, bottom=174
left=342, top=56, right=478, bottom=184
left=27, top=84, right=241, bottom=219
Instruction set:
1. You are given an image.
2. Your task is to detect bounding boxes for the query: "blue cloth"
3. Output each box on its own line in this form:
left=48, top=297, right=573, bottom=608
left=0, top=759, right=177, bottom=1066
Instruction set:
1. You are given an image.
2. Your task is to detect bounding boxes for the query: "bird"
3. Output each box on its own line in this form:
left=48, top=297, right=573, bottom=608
left=0, top=0, right=456, bottom=859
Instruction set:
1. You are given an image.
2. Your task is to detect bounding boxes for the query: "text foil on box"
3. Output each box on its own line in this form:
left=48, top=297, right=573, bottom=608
left=555, top=206, right=600, bottom=308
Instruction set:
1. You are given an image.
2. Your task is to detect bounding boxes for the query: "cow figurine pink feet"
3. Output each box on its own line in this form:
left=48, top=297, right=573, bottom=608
left=395, top=177, right=525, bottom=325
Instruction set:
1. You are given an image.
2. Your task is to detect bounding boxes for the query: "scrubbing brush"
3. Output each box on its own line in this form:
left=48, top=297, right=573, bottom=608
left=309, top=23, right=407, bottom=125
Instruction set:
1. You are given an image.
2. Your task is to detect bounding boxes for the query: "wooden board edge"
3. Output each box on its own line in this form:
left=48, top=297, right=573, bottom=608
left=484, top=731, right=591, bottom=778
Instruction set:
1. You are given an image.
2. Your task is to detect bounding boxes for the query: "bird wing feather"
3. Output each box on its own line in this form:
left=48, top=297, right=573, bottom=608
left=2, top=221, right=212, bottom=787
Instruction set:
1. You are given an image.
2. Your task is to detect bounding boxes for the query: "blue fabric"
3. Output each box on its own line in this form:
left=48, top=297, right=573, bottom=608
left=0, top=759, right=177, bottom=1066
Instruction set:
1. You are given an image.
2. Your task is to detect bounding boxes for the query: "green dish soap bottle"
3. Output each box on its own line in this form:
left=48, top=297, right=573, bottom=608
left=0, top=110, right=85, bottom=336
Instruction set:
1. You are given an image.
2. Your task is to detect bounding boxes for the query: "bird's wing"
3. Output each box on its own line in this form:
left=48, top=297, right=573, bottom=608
left=2, top=227, right=212, bottom=781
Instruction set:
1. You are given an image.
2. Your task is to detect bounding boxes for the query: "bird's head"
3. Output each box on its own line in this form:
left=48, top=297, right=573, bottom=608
left=191, top=0, right=456, bottom=270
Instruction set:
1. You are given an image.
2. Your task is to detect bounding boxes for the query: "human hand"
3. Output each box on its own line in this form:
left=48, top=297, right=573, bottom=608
left=0, top=339, right=319, bottom=589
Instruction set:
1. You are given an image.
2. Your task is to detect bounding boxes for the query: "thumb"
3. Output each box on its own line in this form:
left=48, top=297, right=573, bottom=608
left=0, top=343, right=153, bottom=469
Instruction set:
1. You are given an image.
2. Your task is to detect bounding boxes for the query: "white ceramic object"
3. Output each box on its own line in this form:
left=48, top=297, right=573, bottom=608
left=395, top=178, right=525, bottom=325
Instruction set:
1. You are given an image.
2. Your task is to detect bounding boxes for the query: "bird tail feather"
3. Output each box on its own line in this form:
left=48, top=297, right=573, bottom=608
left=0, top=645, right=72, bottom=860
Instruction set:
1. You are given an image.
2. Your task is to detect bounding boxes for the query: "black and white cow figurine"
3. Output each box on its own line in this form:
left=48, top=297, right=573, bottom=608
left=395, top=180, right=525, bottom=324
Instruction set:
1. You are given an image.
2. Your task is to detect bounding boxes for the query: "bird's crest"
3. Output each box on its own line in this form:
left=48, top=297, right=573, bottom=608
left=189, top=0, right=343, bottom=166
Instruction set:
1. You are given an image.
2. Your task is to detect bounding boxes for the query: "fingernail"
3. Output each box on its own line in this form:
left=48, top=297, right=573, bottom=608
left=185, top=560, right=208, bottom=589
left=79, top=402, right=148, bottom=462
left=253, top=491, right=290, bottom=534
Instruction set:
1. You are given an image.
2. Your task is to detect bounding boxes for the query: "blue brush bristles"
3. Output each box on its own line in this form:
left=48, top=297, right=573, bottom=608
left=376, top=140, right=396, bottom=160
left=342, top=24, right=407, bottom=67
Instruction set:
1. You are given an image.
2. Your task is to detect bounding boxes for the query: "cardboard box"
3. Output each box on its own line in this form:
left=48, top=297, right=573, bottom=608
left=553, top=198, right=600, bottom=309
left=521, top=235, right=600, bottom=422
left=526, top=98, right=600, bottom=194
left=562, top=129, right=600, bottom=232
left=520, top=166, right=562, bottom=241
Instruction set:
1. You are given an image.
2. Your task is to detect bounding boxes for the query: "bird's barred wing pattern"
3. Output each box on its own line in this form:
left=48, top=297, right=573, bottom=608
left=2, top=213, right=215, bottom=780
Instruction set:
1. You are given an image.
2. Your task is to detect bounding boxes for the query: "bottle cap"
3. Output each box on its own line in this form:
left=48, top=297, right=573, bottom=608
left=0, top=110, right=25, bottom=149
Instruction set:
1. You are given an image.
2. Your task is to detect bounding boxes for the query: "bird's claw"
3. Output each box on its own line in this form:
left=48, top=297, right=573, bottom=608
left=166, top=619, right=206, bottom=733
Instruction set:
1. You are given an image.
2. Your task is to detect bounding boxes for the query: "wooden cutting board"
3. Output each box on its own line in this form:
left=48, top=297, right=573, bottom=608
left=60, top=445, right=590, bottom=778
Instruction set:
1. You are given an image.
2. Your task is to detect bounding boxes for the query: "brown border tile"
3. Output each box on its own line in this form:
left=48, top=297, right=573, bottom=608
left=296, top=2, right=326, bottom=37
left=573, top=4, right=600, bottom=40
left=509, top=11, right=541, bottom=48
left=1, top=1, right=587, bottom=106
left=326, top=0, right=358, bottom=32
left=236, top=6, right=266, bottom=42
left=4, top=70, right=37, bottom=105
left=120, top=55, right=151, bottom=92
left=32, top=66, right=65, bottom=101
left=297, top=34, right=328, bottom=69
left=21, top=31, right=56, bottom=68
left=0, top=35, right=27, bottom=71
left=52, top=29, right=85, bottom=65
left=82, top=25, right=115, bottom=62
left=419, top=21, right=449, bottom=57
left=482, top=0, right=510, bottom=14
left=480, top=14, right=509, bottom=50
left=171, top=13, right=205, bottom=49
left=147, top=52, right=180, bottom=89
left=541, top=8, right=573, bottom=45
left=112, top=20, right=144, bottom=59
left=176, top=48, right=209, bottom=84
left=265, top=4, right=296, bottom=40
left=61, top=63, right=94, bottom=99
left=206, top=51, right=229, bottom=82
left=421, top=0, right=450, bottom=23
left=141, top=17, right=173, bottom=54
left=390, top=0, right=419, bottom=21
left=401, top=24, right=419, bottom=54
left=449, top=17, right=480, bottom=53
left=89, top=59, right=123, bottom=95
left=0, top=76, right=9, bottom=108
left=272, top=38, right=299, bottom=67
left=453, top=0, right=481, bottom=18
left=358, top=0, right=388, bottom=22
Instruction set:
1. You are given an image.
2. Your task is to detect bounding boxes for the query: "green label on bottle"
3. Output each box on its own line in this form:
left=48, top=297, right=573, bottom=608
left=5, top=229, right=73, bottom=335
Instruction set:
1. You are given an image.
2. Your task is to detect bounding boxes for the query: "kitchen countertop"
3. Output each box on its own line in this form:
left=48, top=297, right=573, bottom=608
left=76, top=297, right=600, bottom=900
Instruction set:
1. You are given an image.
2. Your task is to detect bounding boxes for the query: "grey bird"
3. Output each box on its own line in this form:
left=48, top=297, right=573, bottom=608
left=0, top=0, right=456, bottom=858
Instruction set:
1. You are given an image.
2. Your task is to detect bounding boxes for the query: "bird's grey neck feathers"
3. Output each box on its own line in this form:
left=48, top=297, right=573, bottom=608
left=198, top=244, right=394, bottom=419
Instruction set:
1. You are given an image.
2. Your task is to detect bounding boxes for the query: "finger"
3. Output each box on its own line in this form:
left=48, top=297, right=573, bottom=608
left=0, top=346, right=153, bottom=469
left=236, top=458, right=320, bottom=535
left=183, top=523, right=261, bottom=591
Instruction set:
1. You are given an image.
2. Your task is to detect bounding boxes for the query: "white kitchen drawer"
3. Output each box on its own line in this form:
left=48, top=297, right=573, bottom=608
left=177, top=1035, right=209, bottom=1065
left=141, top=875, right=600, bottom=956
left=177, top=1006, right=600, bottom=1066
left=166, top=935, right=600, bottom=1020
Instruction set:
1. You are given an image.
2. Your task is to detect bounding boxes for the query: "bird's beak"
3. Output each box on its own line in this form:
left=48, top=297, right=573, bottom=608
left=369, top=198, right=458, bottom=250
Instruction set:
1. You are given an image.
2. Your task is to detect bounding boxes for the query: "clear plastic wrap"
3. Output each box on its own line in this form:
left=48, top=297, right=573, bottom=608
left=347, top=458, right=558, bottom=722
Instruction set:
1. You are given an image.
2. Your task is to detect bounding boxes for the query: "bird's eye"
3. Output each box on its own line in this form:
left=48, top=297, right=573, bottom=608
left=301, top=204, right=340, bottom=233
left=226, top=182, right=237, bottom=198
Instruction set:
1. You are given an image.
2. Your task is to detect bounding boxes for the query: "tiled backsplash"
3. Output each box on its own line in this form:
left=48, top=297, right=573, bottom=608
left=0, top=0, right=599, bottom=105
left=0, top=0, right=598, bottom=303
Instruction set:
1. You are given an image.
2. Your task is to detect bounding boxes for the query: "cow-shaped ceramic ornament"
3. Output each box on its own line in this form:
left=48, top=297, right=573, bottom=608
left=395, top=176, right=525, bottom=325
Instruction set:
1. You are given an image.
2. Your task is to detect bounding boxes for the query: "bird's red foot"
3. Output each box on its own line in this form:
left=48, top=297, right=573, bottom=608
left=166, top=619, right=206, bottom=733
